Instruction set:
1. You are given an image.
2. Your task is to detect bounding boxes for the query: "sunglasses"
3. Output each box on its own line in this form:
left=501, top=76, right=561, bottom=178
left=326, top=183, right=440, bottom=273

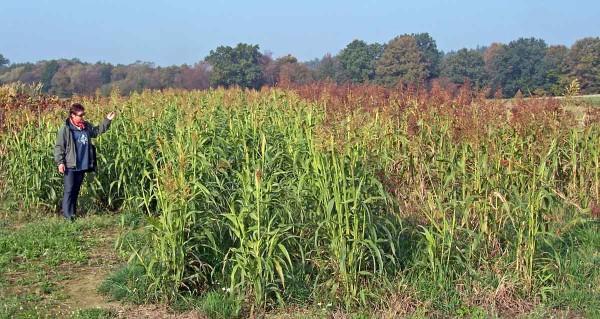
left=72, top=112, right=85, bottom=117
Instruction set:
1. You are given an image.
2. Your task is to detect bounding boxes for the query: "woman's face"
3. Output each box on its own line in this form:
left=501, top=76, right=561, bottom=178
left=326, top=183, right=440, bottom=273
left=71, top=111, right=85, bottom=123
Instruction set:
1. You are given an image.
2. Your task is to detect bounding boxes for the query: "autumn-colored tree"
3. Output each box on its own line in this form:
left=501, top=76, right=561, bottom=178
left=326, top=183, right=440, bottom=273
left=569, top=37, right=600, bottom=94
left=174, top=63, right=210, bottom=90
left=483, top=43, right=507, bottom=96
left=262, top=54, right=294, bottom=86
left=282, top=65, right=314, bottom=86
left=0, top=64, right=28, bottom=84
left=0, top=36, right=597, bottom=97
left=261, top=54, right=315, bottom=86
left=14, top=63, right=41, bottom=84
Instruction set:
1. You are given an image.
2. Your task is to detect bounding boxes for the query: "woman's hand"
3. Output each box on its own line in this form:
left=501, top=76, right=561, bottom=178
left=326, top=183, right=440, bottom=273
left=58, top=164, right=65, bottom=174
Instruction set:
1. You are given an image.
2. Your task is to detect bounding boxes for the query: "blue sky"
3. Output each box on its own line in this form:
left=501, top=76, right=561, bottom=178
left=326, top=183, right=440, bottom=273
left=1, top=0, right=598, bottom=66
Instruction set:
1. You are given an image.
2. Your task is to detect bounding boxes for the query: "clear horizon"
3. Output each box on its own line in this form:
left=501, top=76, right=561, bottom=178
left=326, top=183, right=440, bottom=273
left=1, top=0, right=599, bottom=66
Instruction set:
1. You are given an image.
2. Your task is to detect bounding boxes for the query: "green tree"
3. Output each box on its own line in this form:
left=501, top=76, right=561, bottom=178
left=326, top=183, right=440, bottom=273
left=412, top=32, right=442, bottom=79
left=569, top=37, right=600, bottom=94
left=440, top=49, right=488, bottom=88
left=487, top=38, right=549, bottom=97
left=205, top=43, right=264, bottom=89
left=40, top=60, right=60, bottom=92
left=50, top=67, right=72, bottom=97
left=315, top=54, right=342, bottom=82
left=483, top=43, right=507, bottom=96
left=375, top=35, right=426, bottom=86
left=544, top=45, right=570, bottom=95
left=337, top=40, right=383, bottom=83
left=0, top=54, right=8, bottom=68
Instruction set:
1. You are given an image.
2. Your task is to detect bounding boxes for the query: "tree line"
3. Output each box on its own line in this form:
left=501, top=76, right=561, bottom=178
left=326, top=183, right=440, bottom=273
left=0, top=34, right=598, bottom=97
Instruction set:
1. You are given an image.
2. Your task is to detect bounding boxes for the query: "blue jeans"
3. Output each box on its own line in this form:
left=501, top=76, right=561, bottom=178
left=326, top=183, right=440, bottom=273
left=62, top=169, right=86, bottom=219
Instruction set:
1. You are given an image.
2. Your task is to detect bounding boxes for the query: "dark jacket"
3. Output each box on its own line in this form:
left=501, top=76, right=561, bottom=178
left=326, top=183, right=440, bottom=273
left=54, top=118, right=112, bottom=171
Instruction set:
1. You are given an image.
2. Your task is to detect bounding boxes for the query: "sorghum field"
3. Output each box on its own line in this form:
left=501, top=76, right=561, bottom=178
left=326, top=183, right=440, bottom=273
left=1, top=83, right=599, bottom=318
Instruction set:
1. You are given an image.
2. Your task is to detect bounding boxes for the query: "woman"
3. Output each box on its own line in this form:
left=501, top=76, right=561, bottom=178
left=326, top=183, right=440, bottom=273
left=53, top=103, right=116, bottom=221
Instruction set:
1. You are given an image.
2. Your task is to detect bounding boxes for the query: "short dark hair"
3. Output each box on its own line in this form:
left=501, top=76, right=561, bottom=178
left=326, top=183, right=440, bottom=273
left=70, top=103, right=85, bottom=115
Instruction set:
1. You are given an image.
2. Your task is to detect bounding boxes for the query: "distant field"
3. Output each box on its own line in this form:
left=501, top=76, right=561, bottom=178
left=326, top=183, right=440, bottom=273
left=497, top=94, right=600, bottom=107
left=572, top=94, right=600, bottom=106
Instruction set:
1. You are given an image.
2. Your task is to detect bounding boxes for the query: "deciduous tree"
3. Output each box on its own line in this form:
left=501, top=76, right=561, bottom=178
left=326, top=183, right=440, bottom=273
left=569, top=37, right=600, bottom=94
left=337, top=40, right=383, bottom=83
left=0, top=54, right=9, bottom=68
left=440, top=48, right=487, bottom=88
left=205, top=43, right=264, bottom=89
left=544, top=45, right=570, bottom=95
left=375, top=35, right=426, bottom=86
